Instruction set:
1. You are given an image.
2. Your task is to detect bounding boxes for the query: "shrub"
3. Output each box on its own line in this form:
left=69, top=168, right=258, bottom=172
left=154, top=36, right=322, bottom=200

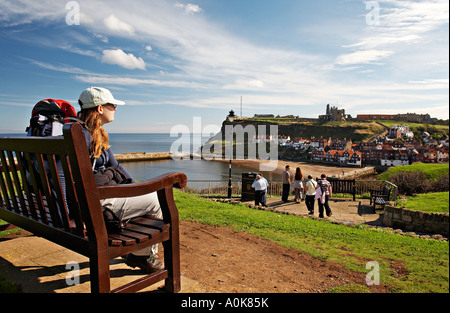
left=389, top=171, right=430, bottom=196
left=434, top=174, right=449, bottom=192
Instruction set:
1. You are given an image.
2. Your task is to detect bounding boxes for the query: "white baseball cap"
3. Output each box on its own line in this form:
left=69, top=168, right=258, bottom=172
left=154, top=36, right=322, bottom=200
left=78, top=87, right=125, bottom=109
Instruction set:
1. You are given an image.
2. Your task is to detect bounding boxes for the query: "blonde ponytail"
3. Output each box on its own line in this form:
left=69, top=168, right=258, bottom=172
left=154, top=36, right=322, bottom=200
left=78, top=108, right=110, bottom=158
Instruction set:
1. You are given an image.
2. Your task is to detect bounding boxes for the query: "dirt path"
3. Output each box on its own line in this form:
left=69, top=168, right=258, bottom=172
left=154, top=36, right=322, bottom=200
left=179, top=221, right=390, bottom=293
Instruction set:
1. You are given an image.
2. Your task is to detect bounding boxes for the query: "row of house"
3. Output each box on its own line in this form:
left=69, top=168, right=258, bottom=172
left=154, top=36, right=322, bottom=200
left=360, top=142, right=449, bottom=165
left=312, top=149, right=362, bottom=167
left=357, top=113, right=437, bottom=123
left=360, top=143, right=410, bottom=166
left=413, top=145, right=449, bottom=163
left=279, top=127, right=449, bottom=167
left=252, top=135, right=291, bottom=145
left=387, top=125, right=414, bottom=140
left=290, top=137, right=353, bottom=150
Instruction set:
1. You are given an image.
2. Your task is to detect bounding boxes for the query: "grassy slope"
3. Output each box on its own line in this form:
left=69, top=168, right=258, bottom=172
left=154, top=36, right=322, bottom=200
left=379, top=163, right=449, bottom=181
left=233, top=119, right=385, bottom=143
left=377, top=120, right=449, bottom=134
left=397, top=192, right=449, bottom=213
left=380, top=163, right=449, bottom=214
left=174, top=190, right=449, bottom=293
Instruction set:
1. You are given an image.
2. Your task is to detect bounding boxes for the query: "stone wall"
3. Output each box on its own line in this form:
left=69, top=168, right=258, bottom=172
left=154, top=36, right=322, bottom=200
left=340, top=166, right=375, bottom=179
left=383, top=206, right=449, bottom=236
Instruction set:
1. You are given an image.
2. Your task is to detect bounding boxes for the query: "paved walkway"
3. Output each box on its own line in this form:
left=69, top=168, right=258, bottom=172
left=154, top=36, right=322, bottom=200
left=242, top=197, right=383, bottom=226
left=0, top=234, right=201, bottom=293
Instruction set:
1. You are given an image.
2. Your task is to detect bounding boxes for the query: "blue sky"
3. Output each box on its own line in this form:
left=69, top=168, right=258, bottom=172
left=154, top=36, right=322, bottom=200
left=0, top=0, right=448, bottom=133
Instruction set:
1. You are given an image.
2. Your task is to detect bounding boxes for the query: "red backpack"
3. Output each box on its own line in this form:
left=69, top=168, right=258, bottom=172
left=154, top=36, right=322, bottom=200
left=26, top=99, right=78, bottom=137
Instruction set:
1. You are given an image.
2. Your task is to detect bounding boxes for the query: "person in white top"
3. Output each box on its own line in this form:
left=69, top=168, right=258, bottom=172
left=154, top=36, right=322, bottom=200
left=252, top=175, right=268, bottom=206
left=304, top=175, right=317, bottom=215
left=259, top=173, right=269, bottom=206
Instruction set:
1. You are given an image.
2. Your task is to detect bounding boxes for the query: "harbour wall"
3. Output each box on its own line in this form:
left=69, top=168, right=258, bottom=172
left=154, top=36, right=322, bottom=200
left=114, top=152, right=172, bottom=162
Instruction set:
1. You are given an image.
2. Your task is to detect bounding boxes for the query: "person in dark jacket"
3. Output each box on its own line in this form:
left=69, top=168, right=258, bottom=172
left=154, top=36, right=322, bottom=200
left=78, top=86, right=163, bottom=274
left=316, top=174, right=333, bottom=218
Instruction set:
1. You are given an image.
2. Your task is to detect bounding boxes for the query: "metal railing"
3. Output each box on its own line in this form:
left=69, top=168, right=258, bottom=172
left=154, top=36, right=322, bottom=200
left=184, top=179, right=398, bottom=201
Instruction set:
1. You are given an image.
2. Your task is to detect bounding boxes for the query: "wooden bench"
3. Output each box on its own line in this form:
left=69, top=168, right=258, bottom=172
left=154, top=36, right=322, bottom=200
left=0, top=123, right=187, bottom=293
left=317, top=178, right=356, bottom=201
left=369, top=184, right=392, bottom=211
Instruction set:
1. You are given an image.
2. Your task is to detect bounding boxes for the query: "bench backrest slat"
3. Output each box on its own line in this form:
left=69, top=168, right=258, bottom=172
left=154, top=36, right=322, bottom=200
left=23, top=152, right=50, bottom=224
left=0, top=151, right=16, bottom=212
left=60, top=154, right=85, bottom=235
left=35, top=153, right=62, bottom=227
left=6, top=151, right=27, bottom=217
left=15, top=152, right=36, bottom=219
left=0, top=123, right=106, bottom=243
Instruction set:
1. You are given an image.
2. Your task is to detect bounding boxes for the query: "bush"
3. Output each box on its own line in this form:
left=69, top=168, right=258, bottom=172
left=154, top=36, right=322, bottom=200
left=434, top=174, right=449, bottom=192
left=389, top=171, right=430, bottom=196
left=389, top=171, right=449, bottom=196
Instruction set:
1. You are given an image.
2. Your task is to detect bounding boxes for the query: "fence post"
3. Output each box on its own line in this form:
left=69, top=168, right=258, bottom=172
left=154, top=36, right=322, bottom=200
left=352, top=179, right=356, bottom=201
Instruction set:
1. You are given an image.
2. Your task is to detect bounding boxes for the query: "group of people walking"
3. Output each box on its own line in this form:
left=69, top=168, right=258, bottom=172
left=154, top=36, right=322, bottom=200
left=253, top=165, right=333, bottom=218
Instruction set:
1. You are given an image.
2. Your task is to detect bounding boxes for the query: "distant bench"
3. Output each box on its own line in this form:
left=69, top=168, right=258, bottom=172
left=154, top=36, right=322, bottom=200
left=317, top=178, right=356, bottom=201
left=0, top=123, right=187, bottom=293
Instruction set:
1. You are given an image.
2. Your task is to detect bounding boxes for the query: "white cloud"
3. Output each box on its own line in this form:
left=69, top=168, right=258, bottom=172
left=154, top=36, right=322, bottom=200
left=0, top=0, right=65, bottom=26
left=103, top=14, right=135, bottom=35
left=94, top=33, right=109, bottom=43
left=336, top=0, right=449, bottom=66
left=175, top=3, right=203, bottom=14
left=74, top=73, right=205, bottom=89
left=335, top=50, right=394, bottom=65
left=101, top=49, right=146, bottom=70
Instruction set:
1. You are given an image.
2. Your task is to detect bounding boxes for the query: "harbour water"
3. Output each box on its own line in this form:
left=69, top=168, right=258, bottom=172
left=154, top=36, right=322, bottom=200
left=108, top=133, right=277, bottom=188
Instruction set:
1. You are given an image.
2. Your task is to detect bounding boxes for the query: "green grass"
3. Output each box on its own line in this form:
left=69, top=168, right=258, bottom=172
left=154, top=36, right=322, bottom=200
left=377, top=120, right=449, bottom=133
left=397, top=192, right=449, bottom=213
left=0, top=220, right=21, bottom=237
left=379, top=163, right=449, bottom=181
left=174, top=190, right=449, bottom=293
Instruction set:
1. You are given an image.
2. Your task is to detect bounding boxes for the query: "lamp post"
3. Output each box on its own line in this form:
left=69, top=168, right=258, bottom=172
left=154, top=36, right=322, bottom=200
left=227, top=110, right=236, bottom=199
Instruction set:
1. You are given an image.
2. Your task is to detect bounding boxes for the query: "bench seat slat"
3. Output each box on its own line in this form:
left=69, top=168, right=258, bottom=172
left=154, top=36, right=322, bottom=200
left=108, top=235, right=129, bottom=246
left=127, top=216, right=169, bottom=231
left=108, top=231, right=148, bottom=246
left=108, top=215, right=170, bottom=247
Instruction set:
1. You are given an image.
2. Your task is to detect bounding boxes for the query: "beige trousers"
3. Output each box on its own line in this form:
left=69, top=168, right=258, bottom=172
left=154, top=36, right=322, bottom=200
left=100, top=192, right=162, bottom=256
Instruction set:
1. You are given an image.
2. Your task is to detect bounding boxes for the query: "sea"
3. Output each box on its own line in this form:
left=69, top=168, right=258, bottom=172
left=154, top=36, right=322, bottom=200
left=1, top=132, right=278, bottom=189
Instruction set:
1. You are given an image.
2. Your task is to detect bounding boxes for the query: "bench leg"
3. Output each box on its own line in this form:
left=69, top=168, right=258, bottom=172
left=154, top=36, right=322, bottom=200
left=90, top=249, right=111, bottom=293
left=162, top=225, right=181, bottom=293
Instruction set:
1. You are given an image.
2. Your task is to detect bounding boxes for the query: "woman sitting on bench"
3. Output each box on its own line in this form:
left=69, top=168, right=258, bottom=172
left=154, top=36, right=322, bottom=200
left=77, top=86, right=163, bottom=274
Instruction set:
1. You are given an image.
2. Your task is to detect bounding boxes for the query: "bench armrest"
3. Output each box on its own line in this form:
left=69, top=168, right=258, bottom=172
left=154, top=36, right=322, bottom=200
left=97, top=172, right=187, bottom=200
